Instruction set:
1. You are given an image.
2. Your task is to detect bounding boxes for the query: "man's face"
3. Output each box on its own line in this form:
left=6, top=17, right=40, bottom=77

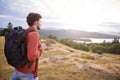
left=36, top=20, right=41, bottom=30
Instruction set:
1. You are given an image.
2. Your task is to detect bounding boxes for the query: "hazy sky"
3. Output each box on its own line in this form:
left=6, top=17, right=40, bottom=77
left=0, top=0, right=120, bottom=34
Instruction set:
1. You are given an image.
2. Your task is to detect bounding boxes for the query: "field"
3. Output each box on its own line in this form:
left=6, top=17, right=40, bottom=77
left=0, top=37, right=120, bottom=80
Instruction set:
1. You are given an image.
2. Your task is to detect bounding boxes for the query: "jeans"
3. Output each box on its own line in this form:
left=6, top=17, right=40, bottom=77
left=10, top=69, right=38, bottom=80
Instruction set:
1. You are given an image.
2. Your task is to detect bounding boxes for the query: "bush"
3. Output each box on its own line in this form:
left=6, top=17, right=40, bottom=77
left=47, top=35, right=58, bottom=41
left=109, top=44, right=120, bottom=54
left=59, top=38, right=74, bottom=46
left=59, top=38, right=120, bottom=54
left=0, top=28, right=9, bottom=36
left=74, top=43, right=89, bottom=51
left=59, top=38, right=89, bottom=51
left=89, top=44, right=106, bottom=54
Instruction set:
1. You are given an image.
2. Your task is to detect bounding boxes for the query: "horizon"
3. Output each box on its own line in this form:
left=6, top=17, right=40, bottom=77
left=0, top=0, right=120, bottom=35
left=0, top=24, right=120, bottom=36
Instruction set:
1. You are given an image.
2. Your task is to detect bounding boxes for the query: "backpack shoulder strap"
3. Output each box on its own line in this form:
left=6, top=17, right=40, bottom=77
left=26, top=29, right=35, bottom=33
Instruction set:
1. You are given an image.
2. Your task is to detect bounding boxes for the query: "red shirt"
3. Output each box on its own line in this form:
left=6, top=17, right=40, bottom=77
left=16, top=27, right=43, bottom=77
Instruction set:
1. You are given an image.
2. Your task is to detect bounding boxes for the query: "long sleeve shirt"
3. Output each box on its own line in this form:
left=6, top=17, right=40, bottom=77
left=16, top=26, right=43, bottom=77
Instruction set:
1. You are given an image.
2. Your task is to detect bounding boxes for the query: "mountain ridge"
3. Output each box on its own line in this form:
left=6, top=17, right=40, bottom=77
left=39, top=29, right=120, bottom=40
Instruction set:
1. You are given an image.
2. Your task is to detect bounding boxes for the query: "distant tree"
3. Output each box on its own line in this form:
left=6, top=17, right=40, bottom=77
left=0, top=22, right=13, bottom=36
left=103, top=40, right=106, bottom=43
left=7, top=22, right=13, bottom=29
left=112, top=37, right=119, bottom=43
left=0, top=28, right=9, bottom=36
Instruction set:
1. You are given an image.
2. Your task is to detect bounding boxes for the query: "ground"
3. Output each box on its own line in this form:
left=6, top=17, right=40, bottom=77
left=0, top=37, right=120, bottom=80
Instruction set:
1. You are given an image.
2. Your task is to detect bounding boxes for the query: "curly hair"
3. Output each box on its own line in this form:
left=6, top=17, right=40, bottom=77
left=26, top=12, right=42, bottom=26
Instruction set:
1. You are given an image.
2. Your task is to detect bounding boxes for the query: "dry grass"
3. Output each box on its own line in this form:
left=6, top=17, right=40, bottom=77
left=0, top=37, right=120, bottom=80
left=41, top=50, right=69, bottom=58
left=81, top=53, right=94, bottom=60
left=0, top=37, right=14, bottom=79
left=39, top=63, right=119, bottom=80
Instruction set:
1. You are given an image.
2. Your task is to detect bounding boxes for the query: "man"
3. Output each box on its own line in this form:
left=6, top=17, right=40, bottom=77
left=10, top=12, right=43, bottom=80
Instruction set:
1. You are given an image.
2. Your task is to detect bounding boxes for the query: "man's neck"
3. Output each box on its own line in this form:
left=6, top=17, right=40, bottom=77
left=31, top=25, right=38, bottom=31
left=28, top=26, right=37, bottom=31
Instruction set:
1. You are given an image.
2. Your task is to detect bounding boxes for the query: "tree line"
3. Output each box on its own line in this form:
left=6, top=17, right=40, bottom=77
left=47, top=35, right=120, bottom=54
left=0, top=22, right=13, bottom=36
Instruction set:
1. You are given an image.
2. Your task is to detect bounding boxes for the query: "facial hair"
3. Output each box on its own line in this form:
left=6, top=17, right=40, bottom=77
left=37, top=22, right=41, bottom=30
left=37, top=25, right=40, bottom=30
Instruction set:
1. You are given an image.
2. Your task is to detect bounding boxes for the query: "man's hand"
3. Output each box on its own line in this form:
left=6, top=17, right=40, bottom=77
left=41, top=43, right=47, bottom=50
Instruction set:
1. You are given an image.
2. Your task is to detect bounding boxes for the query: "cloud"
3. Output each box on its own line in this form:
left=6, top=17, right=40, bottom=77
left=0, top=14, right=25, bottom=21
left=0, top=14, right=26, bottom=28
left=0, top=14, right=11, bottom=18
left=42, top=19, right=67, bottom=28
left=99, top=22, right=120, bottom=32
left=102, top=22, right=120, bottom=28
left=0, top=0, right=120, bottom=33
left=4, top=0, right=48, bottom=16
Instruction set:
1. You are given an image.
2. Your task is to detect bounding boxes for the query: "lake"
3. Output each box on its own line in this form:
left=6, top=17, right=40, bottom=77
left=74, top=38, right=114, bottom=43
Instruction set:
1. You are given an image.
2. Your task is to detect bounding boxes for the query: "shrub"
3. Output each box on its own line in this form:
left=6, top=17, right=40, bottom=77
left=89, top=44, right=106, bottom=54
left=59, top=38, right=120, bottom=54
left=47, top=35, right=58, bottom=41
left=74, top=43, right=89, bottom=51
left=109, top=44, right=120, bottom=54
left=59, top=38, right=89, bottom=51
left=59, top=38, right=74, bottom=47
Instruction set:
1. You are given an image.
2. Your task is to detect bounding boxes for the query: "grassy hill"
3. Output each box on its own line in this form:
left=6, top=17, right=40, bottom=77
left=0, top=37, right=120, bottom=80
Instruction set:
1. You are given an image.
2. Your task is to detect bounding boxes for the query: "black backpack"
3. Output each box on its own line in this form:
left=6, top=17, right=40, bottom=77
left=4, top=26, right=33, bottom=68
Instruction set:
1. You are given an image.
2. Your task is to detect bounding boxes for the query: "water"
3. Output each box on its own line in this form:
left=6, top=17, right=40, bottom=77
left=89, top=38, right=113, bottom=43
left=74, top=38, right=114, bottom=43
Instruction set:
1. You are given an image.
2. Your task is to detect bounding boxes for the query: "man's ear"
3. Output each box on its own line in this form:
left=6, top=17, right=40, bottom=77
left=34, top=21, right=38, bottom=25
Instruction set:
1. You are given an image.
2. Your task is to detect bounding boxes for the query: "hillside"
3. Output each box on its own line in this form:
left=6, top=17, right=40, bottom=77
left=0, top=37, right=120, bottom=80
left=39, top=29, right=119, bottom=40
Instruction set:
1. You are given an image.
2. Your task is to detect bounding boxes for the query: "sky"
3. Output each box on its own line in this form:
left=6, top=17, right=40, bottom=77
left=0, top=0, right=120, bottom=35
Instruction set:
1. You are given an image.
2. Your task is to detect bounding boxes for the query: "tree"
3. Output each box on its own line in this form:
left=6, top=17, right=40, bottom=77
left=7, top=22, right=13, bottom=29
left=112, top=37, right=119, bottom=43
left=0, top=22, right=13, bottom=36
left=0, top=28, right=8, bottom=36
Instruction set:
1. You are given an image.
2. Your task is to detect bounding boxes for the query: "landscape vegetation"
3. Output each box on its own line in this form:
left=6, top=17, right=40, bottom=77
left=0, top=23, right=120, bottom=80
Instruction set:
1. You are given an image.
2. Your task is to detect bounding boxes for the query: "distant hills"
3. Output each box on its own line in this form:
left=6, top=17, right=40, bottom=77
left=0, top=27, right=119, bottom=40
left=39, top=29, right=119, bottom=40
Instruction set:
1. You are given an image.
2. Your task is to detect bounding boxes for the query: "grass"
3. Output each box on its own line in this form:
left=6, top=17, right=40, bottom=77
left=102, top=53, right=120, bottom=63
left=0, top=37, right=120, bottom=80
left=0, top=37, right=13, bottom=79
left=39, top=64, right=76, bottom=80
left=41, top=50, right=69, bottom=58
left=39, top=63, right=119, bottom=80
left=81, top=53, right=94, bottom=60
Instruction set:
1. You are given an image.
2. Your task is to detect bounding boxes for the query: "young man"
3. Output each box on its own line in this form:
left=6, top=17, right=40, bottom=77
left=10, top=12, right=43, bottom=80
